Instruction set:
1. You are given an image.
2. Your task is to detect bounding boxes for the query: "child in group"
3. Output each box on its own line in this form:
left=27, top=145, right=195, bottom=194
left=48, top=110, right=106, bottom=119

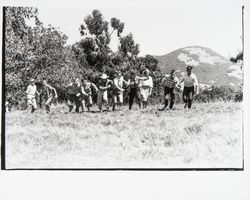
left=82, top=79, right=98, bottom=112
left=42, top=79, right=58, bottom=113
left=112, top=71, right=127, bottom=111
left=126, top=71, right=142, bottom=110
left=160, top=69, right=180, bottom=110
left=139, top=69, right=153, bottom=109
left=67, top=78, right=83, bottom=113
left=26, top=78, right=39, bottom=113
left=97, top=73, right=113, bottom=112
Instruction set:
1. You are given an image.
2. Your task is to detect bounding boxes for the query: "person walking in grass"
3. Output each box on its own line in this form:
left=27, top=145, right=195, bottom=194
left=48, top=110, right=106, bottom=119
left=127, top=71, right=148, bottom=110
left=140, top=69, right=153, bottom=109
left=178, top=65, right=198, bottom=109
left=76, top=78, right=89, bottom=113
left=82, top=79, right=98, bottom=112
left=26, top=78, right=39, bottom=113
left=112, top=71, right=127, bottom=111
left=97, top=73, right=113, bottom=112
left=160, top=69, right=180, bottom=111
left=42, top=79, right=58, bottom=113
left=67, top=78, right=83, bottom=113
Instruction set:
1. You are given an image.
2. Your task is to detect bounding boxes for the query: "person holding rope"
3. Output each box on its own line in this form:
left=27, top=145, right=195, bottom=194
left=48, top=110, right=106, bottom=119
left=42, top=79, right=58, bottom=113
left=178, top=65, right=198, bottom=109
left=160, top=69, right=180, bottom=110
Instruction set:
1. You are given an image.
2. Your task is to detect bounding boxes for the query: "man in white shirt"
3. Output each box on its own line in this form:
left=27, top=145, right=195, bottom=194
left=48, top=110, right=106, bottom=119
left=26, top=78, right=39, bottom=113
left=178, top=65, right=198, bottom=109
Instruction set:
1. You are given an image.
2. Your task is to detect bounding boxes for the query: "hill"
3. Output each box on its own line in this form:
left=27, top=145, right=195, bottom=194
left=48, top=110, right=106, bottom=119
left=156, top=46, right=242, bottom=88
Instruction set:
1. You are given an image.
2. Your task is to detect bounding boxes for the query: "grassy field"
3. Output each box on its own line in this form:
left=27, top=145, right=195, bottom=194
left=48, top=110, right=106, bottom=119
left=5, top=101, right=243, bottom=169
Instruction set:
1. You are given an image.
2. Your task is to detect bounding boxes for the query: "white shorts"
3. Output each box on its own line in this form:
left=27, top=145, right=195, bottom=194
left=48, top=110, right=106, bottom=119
left=27, top=96, right=37, bottom=109
left=140, top=87, right=151, bottom=101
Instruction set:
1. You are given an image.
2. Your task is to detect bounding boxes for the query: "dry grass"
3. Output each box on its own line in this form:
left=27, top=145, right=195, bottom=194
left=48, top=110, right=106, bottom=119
left=5, top=102, right=243, bottom=168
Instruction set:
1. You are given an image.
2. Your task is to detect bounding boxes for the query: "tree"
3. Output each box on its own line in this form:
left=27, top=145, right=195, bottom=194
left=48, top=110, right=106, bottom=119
left=78, top=9, right=135, bottom=72
left=5, top=8, right=165, bottom=107
left=5, top=7, right=39, bottom=107
left=230, top=51, right=243, bottom=63
left=118, top=33, right=140, bottom=61
left=5, top=7, right=76, bottom=108
left=79, top=10, right=112, bottom=71
left=110, top=18, right=124, bottom=37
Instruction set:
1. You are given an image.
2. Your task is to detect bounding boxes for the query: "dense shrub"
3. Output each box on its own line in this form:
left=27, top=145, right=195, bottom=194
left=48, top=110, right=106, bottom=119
left=194, top=85, right=242, bottom=103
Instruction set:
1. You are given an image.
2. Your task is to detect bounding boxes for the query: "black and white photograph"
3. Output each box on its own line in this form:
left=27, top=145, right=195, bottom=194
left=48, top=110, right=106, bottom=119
left=1, top=0, right=244, bottom=170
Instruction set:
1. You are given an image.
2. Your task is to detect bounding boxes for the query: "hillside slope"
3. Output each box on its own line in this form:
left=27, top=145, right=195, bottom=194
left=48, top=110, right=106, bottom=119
left=156, top=46, right=242, bottom=87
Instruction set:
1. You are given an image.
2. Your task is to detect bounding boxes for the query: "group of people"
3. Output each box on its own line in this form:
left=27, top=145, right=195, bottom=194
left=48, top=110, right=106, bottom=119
left=64, top=69, right=153, bottom=113
left=25, top=65, right=198, bottom=114
left=160, top=65, right=198, bottom=110
left=26, top=79, right=58, bottom=113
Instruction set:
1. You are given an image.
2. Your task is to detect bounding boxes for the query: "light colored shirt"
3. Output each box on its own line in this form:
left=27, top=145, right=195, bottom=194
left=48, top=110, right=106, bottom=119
left=180, top=73, right=198, bottom=87
left=26, top=85, right=37, bottom=98
left=113, top=76, right=125, bottom=89
left=140, top=76, right=153, bottom=88
left=162, top=75, right=179, bottom=88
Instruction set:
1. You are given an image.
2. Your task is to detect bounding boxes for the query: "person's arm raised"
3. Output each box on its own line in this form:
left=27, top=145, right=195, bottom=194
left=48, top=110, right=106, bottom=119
left=193, top=75, right=199, bottom=94
left=26, top=86, right=30, bottom=94
left=91, top=83, right=99, bottom=93
left=136, top=76, right=149, bottom=81
left=81, top=86, right=88, bottom=96
left=49, top=85, right=58, bottom=98
left=114, top=79, right=124, bottom=91
left=177, top=76, right=184, bottom=87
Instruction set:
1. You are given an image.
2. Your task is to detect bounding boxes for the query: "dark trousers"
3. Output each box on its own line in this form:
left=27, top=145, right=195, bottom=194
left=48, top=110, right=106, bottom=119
left=183, top=86, right=194, bottom=108
left=164, top=86, right=175, bottom=109
left=68, top=94, right=81, bottom=113
left=128, top=88, right=141, bottom=110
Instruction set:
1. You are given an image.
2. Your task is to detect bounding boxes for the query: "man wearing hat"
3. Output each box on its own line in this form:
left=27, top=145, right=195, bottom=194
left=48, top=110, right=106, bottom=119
left=160, top=69, right=180, bottom=110
left=178, top=65, right=198, bottom=109
left=26, top=78, right=39, bottom=113
left=97, top=73, right=113, bottom=112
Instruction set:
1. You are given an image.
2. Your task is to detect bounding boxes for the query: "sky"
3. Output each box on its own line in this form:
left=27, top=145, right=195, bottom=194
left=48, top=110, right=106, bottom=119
left=32, top=0, right=244, bottom=58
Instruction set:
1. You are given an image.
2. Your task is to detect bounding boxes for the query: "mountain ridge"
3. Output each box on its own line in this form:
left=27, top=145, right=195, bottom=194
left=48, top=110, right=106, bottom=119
left=155, top=46, right=242, bottom=88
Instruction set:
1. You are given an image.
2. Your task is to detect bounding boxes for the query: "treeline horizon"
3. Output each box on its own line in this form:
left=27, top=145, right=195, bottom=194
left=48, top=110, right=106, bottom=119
left=4, top=7, right=242, bottom=110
